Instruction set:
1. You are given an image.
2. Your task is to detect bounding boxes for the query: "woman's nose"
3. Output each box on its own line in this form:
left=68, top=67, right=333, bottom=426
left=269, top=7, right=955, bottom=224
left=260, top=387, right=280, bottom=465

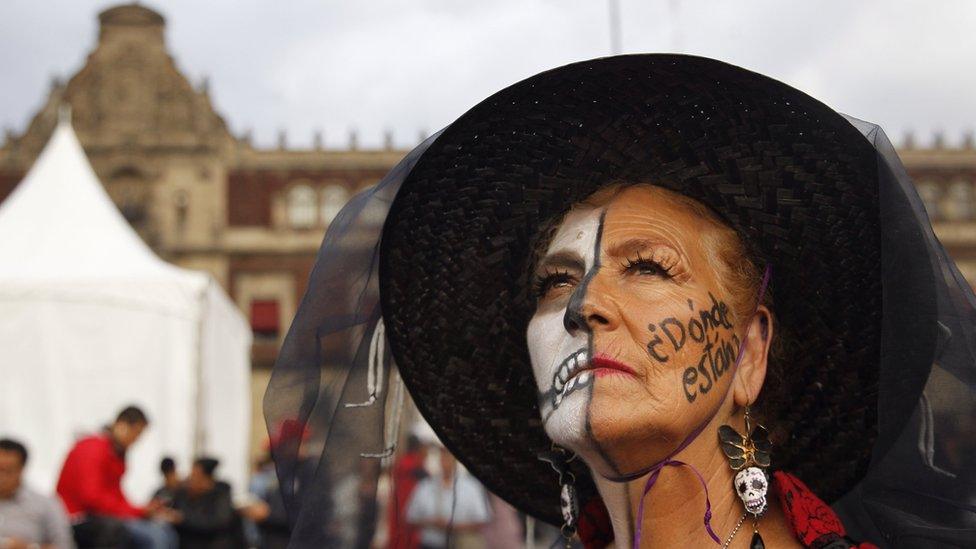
left=562, top=275, right=617, bottom=333
left=563, top=302, right=584, bottom=333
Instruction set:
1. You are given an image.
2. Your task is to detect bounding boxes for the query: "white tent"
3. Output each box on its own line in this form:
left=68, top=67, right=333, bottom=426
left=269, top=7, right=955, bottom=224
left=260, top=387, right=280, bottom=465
left=0, top=118, right=252, bottom=504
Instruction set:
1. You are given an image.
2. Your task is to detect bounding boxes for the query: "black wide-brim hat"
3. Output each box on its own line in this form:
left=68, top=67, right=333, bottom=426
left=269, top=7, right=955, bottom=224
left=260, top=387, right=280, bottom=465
left=379, top=54, right=899, bottom=526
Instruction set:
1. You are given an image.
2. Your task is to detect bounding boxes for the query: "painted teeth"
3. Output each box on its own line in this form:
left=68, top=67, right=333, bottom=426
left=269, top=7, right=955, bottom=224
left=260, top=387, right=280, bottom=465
left=550, top=349, right=595, bottom=409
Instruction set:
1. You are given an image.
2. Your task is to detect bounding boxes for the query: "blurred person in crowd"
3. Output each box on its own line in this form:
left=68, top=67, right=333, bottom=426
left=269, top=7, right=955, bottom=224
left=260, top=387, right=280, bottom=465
left=151, top=457, right=179, bottom=505
left=168, top=457, right=242, bottom=549
left=387, top=435, right=428, bottom=549
left=243, top=452, right=288, bottom=549
left=248, top=420, right=332, bottom=547
left=480, top=494, right=523, bottom=549
left=56, top=406, right=176, bottom=549
left=406, top=448, right=490, bottom=549
left=353, top=458, right=381, bottom=549
left=527, top=518, right=569, bottom=549
left=0, top=438, right=74, bottom=549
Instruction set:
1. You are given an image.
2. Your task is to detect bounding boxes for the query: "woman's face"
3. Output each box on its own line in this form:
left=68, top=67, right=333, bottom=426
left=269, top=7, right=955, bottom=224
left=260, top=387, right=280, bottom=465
left=527, top=185, right=744, bottom=477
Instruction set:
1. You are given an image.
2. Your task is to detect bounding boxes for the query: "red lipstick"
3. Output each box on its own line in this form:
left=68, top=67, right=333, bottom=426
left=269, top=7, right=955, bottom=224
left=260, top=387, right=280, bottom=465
left=588, top=355, right=638, bottom=378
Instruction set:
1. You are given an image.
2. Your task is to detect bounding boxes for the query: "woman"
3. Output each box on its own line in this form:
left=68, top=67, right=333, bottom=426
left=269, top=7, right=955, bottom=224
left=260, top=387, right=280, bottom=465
left=266, top=55, right=976, bottom=548
left=525, top=182, right=785, bottom=547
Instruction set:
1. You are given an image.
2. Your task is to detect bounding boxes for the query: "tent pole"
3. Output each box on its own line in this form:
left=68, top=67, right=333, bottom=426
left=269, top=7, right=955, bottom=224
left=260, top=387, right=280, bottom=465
left=192, top=285, right=209, bottom=458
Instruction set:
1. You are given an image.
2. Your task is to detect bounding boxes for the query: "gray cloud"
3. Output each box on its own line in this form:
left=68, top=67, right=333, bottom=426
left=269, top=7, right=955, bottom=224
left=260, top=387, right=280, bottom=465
left=1, top=0, right=973, bottom=149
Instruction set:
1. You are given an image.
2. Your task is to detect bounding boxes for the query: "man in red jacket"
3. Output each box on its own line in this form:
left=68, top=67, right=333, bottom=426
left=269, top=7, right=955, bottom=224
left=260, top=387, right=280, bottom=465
left=57, top=406, right=177, bottom=548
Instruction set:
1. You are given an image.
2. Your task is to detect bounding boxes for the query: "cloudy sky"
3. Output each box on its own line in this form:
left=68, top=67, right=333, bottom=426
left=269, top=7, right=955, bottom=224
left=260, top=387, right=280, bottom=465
left=1, top=0, right=974, bottom=149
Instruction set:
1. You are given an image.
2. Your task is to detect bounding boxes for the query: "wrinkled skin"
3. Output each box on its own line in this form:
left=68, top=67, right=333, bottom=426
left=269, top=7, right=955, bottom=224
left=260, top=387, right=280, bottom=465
left=526, top=185, right=793, bottom=548
left=528, top=185, right=744, bottom=477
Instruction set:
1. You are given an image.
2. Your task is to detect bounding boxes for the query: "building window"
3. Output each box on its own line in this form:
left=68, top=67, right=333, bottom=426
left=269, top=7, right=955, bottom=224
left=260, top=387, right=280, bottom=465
left=320, top=184, right=350, bottom=224
left=915, top=180, right=941, bottom=221
left=174, top=189, right=189, bottom=232
left=250, top=299, right=280, bottom=339
left=942, top=179, right=974, bottom=221
left=286, top=184, right=317, bottom=228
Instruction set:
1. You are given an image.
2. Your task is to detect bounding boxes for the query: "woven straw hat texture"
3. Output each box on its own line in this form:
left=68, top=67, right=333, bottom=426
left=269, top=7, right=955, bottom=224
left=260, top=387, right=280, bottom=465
left=380, top=55, right=881, bottom=525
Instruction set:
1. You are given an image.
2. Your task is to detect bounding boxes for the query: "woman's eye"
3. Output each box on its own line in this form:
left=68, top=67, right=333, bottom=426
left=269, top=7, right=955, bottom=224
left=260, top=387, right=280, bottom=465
left=623, top=256, right=671, bottom=278
left=534, top=272, right=577, bottom=298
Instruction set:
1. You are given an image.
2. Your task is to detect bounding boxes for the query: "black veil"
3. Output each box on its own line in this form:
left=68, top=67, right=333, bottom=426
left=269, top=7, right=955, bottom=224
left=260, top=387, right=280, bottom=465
left=832, top=117, right=976, bottom=547
left=263, top=136, right=434, bottom=546
left=264, top=113, right=976, bottom=547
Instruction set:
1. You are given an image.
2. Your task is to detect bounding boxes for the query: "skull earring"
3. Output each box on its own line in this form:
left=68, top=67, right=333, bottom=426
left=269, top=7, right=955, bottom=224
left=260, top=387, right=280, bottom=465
left=719, top=405, right=772, bottom=549
left=537, top=444, right=579, bottom=548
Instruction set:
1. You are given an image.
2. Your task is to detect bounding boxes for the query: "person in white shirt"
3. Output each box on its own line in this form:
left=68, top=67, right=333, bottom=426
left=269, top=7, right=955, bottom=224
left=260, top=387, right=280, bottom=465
left=0, top=438, right=74, bottom=549
left=405, top=447, right=491, bottom=549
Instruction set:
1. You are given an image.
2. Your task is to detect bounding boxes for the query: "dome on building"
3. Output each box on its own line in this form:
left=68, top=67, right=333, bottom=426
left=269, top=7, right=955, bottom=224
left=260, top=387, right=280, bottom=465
left=98, top=3, right=165, bottom=29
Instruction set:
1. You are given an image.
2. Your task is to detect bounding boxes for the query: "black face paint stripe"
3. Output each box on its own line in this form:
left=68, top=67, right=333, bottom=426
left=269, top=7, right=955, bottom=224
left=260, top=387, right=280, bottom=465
left=539, top=212, right=606, bottom=421
left=575, top=211, right=624, bottom=476
left=563, top=210, right=606, bottom=333
left=541, top=211, right=606, bottom=418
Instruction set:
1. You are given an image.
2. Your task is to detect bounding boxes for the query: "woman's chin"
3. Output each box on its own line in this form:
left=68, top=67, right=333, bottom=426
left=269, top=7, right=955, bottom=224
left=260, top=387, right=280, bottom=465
left=542, top=379, right=693, bottom=477
left=542, top=388, right=594, bottom=449
left=586, top=398, right=684, bottom=475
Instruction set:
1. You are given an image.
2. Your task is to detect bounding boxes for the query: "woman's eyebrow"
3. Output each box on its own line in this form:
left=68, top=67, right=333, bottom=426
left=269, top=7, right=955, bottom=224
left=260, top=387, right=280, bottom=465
left=535, top=250, right=585, bottom=273
left=606, top=237, right=661, bottom=258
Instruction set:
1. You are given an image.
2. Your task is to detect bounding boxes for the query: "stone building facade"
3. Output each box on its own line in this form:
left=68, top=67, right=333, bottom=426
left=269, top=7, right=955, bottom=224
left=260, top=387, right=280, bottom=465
left=902, top=146, right=976, bottom=280
left=0, top=4, right=405, bottom=455
left=2, top=3, right=974, bottom=456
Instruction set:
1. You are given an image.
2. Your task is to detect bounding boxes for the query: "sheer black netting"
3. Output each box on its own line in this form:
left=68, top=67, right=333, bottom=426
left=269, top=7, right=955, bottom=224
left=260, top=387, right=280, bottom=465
left=264, top=136, right=434, bottom=547
left=832, top=116, right=976, bottom=547
left=265, top=108, right=976, bottom=547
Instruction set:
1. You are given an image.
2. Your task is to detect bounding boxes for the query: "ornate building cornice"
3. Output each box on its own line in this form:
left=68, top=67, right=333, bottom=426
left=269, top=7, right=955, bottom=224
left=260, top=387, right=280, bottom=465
left=0, top=3, right=233, bottom=168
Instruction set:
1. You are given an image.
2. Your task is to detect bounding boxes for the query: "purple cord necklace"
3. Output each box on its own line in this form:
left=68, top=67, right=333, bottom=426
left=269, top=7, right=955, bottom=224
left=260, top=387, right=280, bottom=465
left=603, top=265, right=771, bottom=549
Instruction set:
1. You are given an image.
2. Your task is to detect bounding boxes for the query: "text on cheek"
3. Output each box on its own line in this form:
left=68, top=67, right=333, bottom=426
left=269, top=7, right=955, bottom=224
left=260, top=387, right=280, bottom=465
left=681, top=333, right=740, bottom=403
left=645, top=292, right=734, bottom=363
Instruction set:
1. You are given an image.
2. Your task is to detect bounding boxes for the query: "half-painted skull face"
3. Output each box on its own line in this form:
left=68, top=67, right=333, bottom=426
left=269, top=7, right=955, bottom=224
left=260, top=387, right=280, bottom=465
left=734, top=466, right=768, bottom=516
left=526, top=185, right=746, bottom=478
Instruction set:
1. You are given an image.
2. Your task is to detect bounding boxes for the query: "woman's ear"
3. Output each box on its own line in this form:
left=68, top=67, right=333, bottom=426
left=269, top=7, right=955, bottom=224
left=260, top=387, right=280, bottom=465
left=733, top=305, right=773, bottom=407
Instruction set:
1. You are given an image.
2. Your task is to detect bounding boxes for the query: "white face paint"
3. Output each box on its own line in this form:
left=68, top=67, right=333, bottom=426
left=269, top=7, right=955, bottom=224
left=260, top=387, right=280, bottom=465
left=526, top=207, right=602, bottom=454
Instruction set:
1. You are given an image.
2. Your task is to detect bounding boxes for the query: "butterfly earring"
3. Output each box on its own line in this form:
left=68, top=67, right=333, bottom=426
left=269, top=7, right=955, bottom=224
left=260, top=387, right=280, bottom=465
left=719, top=405, right=772, bottom=548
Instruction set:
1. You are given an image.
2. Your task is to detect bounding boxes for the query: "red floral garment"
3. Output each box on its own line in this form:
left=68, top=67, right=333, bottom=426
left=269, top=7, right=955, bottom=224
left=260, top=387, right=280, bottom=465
left=577, top=471, right=879, bottom=549
left=773, top=471, right=878, bottom=549
left=577, top=495, right=615, bottom=549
